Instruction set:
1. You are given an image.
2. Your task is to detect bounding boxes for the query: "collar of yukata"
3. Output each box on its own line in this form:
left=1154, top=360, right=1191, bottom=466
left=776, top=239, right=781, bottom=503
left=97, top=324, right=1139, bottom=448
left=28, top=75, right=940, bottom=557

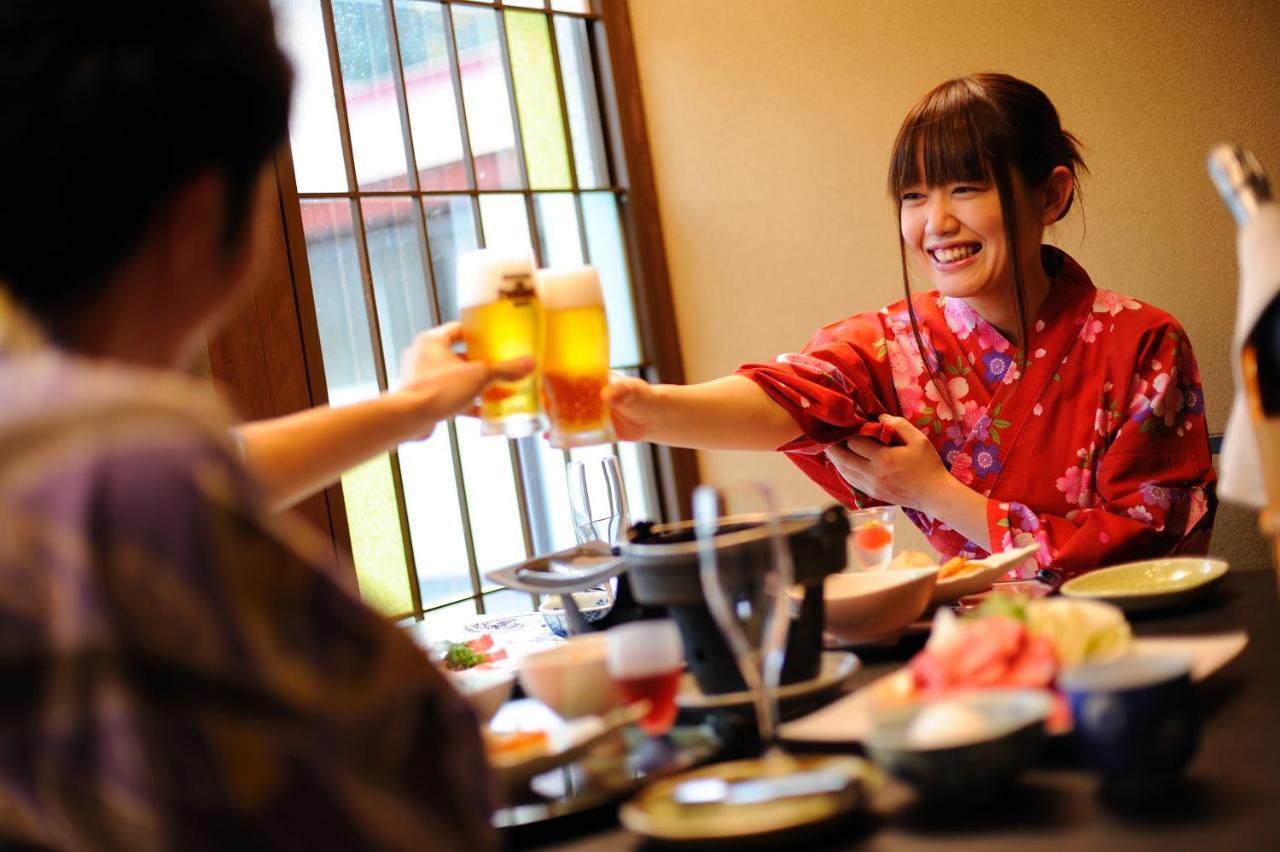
left=0, top=286, right=47, bottom=356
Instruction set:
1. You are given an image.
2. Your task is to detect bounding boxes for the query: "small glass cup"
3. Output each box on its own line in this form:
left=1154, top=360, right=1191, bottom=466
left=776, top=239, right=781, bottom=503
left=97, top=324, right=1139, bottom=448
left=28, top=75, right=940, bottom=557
left=847, top=505, right=895, bottom=570
left=605, top=620, right=684, bottom=736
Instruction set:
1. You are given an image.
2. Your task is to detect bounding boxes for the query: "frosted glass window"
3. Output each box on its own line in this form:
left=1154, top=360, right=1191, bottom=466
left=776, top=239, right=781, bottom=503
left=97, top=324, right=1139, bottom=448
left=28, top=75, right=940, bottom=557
left=535, top=192, right=584, bottom=267
left=553, top=15, right=609, bottom=188
left=582, top=192, right=641, bottom=366
left=275, top=0, right=349, bottom=192
left=424, top=195, right=480, bottom=323
left=300, top=199, right=411, bottom=614
left=394, top=0, right=470, bottom=190
left=506, top=11, right=572, bottom=189
left=332, top=0, right=412, bottom=190
left=452, top=5, right=523, bottom=189
left=479, top=194, right=534, bottom=256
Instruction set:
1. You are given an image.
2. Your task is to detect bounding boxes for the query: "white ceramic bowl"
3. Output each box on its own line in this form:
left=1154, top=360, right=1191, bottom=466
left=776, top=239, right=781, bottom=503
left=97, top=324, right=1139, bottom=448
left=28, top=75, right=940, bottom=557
left=518, top=633, right=620, bottom=718
left=820, top=567, right=938, bottom=643
left=538, top=591, right=613, bottom=638
left=449, top=667, right=516, bottom=724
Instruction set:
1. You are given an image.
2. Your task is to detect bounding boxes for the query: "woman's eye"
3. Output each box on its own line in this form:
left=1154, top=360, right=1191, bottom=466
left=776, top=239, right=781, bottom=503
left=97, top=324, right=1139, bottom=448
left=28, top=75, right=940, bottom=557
left=901, top=191, right=925, bottom=202
left=953, top=185, right=983, bottom=195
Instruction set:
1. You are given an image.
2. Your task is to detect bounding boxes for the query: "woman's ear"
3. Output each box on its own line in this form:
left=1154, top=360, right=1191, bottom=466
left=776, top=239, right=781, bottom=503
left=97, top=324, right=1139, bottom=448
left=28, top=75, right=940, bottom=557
left=1041, top=165, right=1075, bottom=225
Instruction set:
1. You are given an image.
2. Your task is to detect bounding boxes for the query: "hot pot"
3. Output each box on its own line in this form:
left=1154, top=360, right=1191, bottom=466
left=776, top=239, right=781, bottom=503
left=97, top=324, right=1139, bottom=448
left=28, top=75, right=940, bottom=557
left=621, top=505, right=849, bottom=695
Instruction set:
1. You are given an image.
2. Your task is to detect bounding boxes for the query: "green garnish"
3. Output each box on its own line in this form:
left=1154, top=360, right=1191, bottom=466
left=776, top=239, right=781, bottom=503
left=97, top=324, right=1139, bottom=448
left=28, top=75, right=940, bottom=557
left=444, top=642, right=487, bottom=671
left=972, top=593, right=1028, bottom=622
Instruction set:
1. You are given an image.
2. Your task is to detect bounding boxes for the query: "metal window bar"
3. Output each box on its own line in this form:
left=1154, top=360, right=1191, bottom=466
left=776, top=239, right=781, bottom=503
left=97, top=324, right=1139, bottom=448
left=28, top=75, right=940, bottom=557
left=454, top=0, right=538, bottom=613
left=384, top=0, right=496, bottom=619
left=492, top=6, right=562, bottom=596
left=436, top=0, right=498, bottom=615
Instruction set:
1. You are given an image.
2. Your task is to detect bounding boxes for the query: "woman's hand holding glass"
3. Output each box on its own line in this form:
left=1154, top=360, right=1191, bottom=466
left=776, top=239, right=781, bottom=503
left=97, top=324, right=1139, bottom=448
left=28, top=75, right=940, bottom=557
left=601, top=375, right=659, bottom=442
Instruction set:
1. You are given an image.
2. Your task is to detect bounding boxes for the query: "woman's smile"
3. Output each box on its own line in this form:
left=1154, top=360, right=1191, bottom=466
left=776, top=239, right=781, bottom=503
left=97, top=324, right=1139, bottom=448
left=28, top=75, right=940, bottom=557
left=927, top=241, right=984, bottom=271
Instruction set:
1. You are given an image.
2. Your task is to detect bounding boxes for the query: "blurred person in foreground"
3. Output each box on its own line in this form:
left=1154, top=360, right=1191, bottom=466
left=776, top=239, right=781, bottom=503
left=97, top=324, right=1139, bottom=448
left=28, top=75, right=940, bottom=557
left=0, top=1, right=524, bottom=849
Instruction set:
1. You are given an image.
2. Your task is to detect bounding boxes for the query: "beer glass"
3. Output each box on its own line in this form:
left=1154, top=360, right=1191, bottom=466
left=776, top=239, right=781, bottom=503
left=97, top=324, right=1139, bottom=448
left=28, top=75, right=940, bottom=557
left=606, top=620, right=684, bottom=736
left=456, top=249, right=543, bottom=438
left=535, top=266, right=615, bottom=449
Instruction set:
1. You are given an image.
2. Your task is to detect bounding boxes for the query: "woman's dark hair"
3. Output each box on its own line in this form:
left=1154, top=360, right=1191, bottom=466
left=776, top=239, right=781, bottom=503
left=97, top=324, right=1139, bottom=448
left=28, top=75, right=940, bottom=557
left=887, top=73, right=1086, bottom=404
left=0, top=0, right=293, bottom=321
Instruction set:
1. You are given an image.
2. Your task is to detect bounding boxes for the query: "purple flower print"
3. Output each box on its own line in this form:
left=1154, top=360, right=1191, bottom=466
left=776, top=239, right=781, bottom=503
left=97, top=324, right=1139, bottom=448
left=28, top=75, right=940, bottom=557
left=983, top=351, right=1014, bottom=383
left=1139, top=480, right=1172, bottom=510
left=971, top=443, right=1003, bottom=477
left=1183, top=385, right=1205, bottom=415
left=940, top=438, right=965, bottom=470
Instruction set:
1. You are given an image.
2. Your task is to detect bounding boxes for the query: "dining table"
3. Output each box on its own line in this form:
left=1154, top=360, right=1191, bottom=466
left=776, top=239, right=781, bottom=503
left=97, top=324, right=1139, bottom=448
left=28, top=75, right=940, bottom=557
left=508, top=568, right=1280, bottom=851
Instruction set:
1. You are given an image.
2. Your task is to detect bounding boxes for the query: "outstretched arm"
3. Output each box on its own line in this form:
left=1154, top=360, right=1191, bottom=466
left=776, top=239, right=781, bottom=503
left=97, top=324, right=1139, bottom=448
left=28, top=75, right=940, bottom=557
left=604, top=374, right=801, bottom=451
left=236, top=323, right=530, bottom=512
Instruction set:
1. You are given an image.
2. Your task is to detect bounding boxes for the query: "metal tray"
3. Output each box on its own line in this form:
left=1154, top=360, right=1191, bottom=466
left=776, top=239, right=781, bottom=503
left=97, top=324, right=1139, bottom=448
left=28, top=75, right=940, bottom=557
left=484, top=541, right=628, bottom=593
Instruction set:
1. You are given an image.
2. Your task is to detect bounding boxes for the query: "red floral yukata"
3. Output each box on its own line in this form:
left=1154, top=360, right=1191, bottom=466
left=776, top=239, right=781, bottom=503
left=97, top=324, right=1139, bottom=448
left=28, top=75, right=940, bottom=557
left=737, top=247, right=1216, bottom=583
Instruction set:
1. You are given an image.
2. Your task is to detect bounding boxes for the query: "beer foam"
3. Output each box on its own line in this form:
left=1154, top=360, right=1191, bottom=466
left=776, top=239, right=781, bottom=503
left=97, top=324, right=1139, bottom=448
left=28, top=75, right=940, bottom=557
left=535, top=266, right=604, bottom=310
left=455, top=249, right=535, bottom=308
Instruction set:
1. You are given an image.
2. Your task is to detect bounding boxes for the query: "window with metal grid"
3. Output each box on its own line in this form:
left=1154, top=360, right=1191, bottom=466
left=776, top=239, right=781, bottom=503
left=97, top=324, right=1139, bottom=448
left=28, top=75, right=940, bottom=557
left=273, top=0, right=663, bottom=629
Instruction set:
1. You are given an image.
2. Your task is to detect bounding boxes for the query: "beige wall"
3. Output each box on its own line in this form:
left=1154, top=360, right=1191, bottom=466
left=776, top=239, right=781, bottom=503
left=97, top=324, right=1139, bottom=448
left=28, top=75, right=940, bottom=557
left=628, top=0, right=1280, bottom=567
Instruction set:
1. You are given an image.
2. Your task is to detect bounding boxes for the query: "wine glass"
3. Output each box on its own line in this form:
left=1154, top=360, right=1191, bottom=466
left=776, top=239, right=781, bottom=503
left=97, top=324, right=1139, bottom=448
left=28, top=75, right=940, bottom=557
left=693, top=481, right=795, bottom=761
left=567, top=456, right=630, bottom=550
left=557, top=456, right=628, bottom=634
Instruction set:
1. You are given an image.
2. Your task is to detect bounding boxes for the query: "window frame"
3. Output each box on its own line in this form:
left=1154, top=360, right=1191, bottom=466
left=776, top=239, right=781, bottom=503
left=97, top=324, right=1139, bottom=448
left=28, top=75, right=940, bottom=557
left=210, top=0, right=697, bottom=619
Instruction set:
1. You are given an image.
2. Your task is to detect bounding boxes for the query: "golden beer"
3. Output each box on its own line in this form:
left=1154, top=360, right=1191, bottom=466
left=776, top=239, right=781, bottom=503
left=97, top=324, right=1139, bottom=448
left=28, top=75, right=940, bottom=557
left=456, top=250, right=543, bottom=438
left=536, top=267, right=615, bottom=448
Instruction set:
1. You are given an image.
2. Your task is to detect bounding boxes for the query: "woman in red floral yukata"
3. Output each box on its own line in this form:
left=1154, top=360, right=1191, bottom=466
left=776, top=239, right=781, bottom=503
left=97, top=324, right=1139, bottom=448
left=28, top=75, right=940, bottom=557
left=606, top=73, right=1215, bottom=585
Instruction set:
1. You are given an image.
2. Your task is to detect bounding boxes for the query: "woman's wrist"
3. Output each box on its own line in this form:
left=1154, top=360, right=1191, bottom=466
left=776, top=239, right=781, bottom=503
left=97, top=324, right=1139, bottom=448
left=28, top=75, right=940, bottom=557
left=921, top=475, right=993, bottom=550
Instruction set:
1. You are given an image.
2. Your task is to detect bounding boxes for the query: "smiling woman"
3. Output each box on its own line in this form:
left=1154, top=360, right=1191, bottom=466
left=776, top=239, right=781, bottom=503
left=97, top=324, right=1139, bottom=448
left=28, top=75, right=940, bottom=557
left=605, top=73, right=1217, bottom=585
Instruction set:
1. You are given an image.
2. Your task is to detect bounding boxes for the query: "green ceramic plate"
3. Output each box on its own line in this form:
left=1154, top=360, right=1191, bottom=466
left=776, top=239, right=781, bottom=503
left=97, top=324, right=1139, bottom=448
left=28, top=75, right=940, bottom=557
left=1060, top=558, right=1229, bottom=612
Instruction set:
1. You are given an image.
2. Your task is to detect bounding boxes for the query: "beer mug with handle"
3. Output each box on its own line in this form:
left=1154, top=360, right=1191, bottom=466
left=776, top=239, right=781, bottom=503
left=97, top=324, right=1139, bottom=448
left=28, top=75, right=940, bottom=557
left=455, top=249, right=544, bottom=438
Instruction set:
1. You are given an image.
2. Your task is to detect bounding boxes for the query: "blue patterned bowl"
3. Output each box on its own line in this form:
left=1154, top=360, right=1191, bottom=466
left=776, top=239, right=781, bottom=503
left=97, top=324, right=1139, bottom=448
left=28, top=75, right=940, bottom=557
left=1058, top=653, right=1198, bottom=786
left=538, top=591, right=613, bottom=637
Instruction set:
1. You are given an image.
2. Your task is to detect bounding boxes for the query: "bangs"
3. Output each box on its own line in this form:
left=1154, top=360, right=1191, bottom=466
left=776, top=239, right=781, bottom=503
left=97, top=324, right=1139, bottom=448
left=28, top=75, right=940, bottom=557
left=888, top=80, right=1006, bottom=197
